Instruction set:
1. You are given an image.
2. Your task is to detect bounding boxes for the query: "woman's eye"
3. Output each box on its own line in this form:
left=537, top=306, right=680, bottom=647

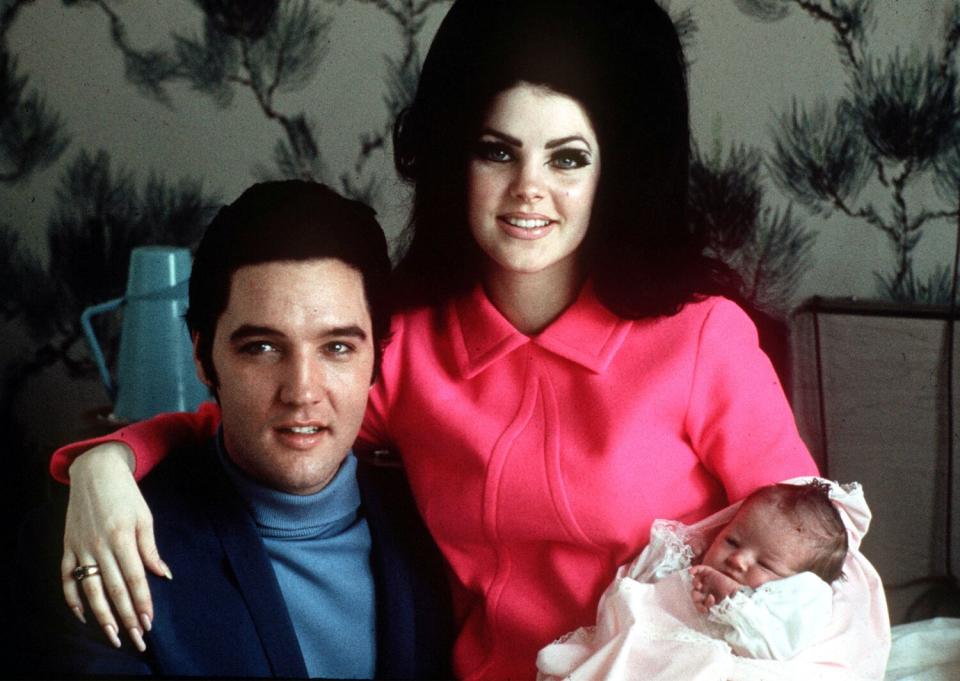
left=475, top=141, right=513, bottom=163
left=725, top=537, right=739, bottom=548
left=550, top=149, right=591, bottom=169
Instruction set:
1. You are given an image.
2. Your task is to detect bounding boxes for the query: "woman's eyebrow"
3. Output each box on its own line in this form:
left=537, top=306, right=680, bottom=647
left=478, top=129, right=592, bottom=151
left=479, top=128, right=521, bottom=146
left=546, top=135, right=591, bottom=150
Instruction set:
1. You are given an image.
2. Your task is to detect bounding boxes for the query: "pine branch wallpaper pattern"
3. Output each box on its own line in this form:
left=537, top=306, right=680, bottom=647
left=1, top=0, right=957, bottom=512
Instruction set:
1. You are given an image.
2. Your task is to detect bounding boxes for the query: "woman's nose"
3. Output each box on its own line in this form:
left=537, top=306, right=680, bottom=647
left=511, top=161, right=544, bottom=202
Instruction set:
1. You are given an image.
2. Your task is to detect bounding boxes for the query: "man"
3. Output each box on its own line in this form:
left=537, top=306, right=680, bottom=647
left=18, top=182, right=451, bottom=678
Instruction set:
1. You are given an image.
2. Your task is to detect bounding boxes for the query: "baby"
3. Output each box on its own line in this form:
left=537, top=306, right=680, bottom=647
left=691, top=481, right=846, bottom=616
left=536, top=479, right=875, bottom=681
left=687, top=480, right=848, bottom=658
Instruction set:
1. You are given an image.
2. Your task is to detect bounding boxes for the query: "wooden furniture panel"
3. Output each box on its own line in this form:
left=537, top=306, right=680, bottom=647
left=790, top=300, right=960, bottom=624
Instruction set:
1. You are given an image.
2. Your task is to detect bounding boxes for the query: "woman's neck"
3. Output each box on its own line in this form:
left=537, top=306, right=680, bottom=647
left=482, top=262, right=586, bottom=336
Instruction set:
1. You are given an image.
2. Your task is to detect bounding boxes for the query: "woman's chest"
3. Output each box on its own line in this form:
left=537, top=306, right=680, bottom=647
left=389, top=341, right=725, bottom=556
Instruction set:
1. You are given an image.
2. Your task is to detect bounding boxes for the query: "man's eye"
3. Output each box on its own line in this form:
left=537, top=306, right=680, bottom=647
left=725, top=537, right=739, bottom=548
left=241, top=342, right=276, bottom=355
left=475, top=141, right=513, bottom=163
left=324, top=341, right=355, bottom=357
left=550, top=149, right=591, bottom=169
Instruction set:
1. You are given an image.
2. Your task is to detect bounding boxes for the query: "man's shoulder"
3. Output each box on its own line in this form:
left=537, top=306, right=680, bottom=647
left=142, top=437, right=219, bottom=495
left=140, top=437, right=238, bottom=531
left=354, top=452, right=425, bottom=541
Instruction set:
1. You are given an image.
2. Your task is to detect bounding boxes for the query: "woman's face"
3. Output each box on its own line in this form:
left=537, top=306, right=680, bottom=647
left=467, top=82, right=600, bottom=285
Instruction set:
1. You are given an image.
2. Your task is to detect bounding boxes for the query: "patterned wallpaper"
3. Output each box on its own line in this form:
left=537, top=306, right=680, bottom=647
left=1, top=0, right=957, bottom=496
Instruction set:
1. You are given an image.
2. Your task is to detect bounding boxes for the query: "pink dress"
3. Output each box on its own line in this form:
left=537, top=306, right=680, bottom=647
left=52, top=283, right=818, bottom=680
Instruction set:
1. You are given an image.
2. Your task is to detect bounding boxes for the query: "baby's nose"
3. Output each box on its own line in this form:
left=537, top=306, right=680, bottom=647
left=725, top=551, right=747, bottom=572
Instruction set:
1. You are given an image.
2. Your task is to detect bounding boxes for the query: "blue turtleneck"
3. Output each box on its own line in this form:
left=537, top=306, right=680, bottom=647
left=217, top=435, right=376, bottom=679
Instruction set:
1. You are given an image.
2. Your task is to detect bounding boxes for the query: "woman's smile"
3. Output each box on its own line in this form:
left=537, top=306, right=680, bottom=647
left=498, top=212, right=556, bottom=239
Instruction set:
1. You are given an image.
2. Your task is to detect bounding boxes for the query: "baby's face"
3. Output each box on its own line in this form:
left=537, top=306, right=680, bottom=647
left=700, top=500, right=814, bottom=590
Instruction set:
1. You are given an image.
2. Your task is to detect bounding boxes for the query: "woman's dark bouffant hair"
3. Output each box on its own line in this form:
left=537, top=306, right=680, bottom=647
left=391, top=0, right=737, bottom=318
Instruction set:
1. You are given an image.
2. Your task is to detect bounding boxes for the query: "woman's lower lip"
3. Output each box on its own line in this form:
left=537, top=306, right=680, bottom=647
left=497, top=217, right=554, bottom=240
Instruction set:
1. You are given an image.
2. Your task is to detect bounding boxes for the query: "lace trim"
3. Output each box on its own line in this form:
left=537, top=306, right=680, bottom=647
left=549, top=624, right=596, bottom=647
left=625, top=519, right=697, bottom=581
left=708, top=587, right=752, bottom=620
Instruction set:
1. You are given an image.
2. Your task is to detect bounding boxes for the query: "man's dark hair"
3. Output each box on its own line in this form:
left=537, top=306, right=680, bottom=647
left=392, top=0, right=737, bottom=316
left=745, top=480, right=849, bottom=583
left=185, top=181, right=392, bottom=386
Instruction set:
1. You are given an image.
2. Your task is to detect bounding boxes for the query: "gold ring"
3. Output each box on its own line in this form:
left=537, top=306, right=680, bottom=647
left=72, top=565, right=101, bottom=582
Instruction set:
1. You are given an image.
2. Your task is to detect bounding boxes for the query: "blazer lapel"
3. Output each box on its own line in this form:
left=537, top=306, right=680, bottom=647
left=201, top=449, right=309, bottom=679
left=357, top=455, right=454, bottom=679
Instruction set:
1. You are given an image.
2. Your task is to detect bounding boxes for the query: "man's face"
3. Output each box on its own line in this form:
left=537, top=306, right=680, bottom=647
left=195, top=258, right=374, bottom=495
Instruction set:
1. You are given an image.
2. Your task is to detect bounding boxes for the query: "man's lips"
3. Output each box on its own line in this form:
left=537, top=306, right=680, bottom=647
left=275, top=422, right=326, bottom=434
left=273, top=422, right=331, bottom=449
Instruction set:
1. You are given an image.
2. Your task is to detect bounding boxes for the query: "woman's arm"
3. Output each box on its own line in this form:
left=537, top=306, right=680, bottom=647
left=686, top=299, right=818, bottom=501
left=50, top=401, right=221, bottom=482
left=52, top=403, right=220, bottom=649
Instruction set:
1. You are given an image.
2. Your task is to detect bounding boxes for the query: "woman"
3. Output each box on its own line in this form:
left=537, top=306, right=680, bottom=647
left=52, top=1, right=821, bottom=678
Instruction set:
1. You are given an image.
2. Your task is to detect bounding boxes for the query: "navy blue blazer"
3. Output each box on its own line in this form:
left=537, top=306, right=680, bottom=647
left=17, top=440, right=452, bottom=679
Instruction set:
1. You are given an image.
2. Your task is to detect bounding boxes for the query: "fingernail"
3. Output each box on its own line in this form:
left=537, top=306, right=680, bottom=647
left=160, top=561, right=173, bottom=580
left=140, top=612, right=152, bottom=632
left=105, top=623, right=122, bottom=649
left=129, top=626, right=146, bottom=653
left=71, top=605, right=86, bottom=624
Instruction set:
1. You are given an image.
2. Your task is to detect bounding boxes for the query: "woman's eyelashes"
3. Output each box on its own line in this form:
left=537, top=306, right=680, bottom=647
left=475, top=140, right=513, bottom=162
left=474, top=140, right=592, bottom=169
left=550, top=148, right=591, bottom=169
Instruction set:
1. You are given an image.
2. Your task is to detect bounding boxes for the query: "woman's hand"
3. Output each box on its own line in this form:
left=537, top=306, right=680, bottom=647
left=689, top=564, right=741, bottom=613
left=61, top=442, right=172, bottom=651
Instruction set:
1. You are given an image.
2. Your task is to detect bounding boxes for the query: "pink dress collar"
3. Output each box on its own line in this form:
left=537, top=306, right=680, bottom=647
left=447, top=281, right=634, bottom=379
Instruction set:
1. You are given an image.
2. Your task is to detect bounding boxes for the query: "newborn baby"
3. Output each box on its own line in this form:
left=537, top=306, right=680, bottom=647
left=687, top=479, right=846, bottom=655
left=536, top=478, right=890, bottom=681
